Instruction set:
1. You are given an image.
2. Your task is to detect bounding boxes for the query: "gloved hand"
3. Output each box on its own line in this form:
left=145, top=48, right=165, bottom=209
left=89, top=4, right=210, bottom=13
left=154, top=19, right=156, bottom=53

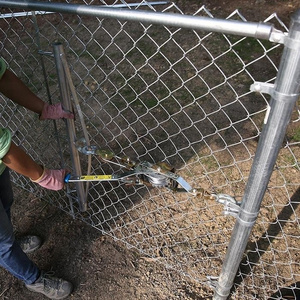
left=40, top=103, right=74, bottom=120
left=32, top=168, right=67, bottom=191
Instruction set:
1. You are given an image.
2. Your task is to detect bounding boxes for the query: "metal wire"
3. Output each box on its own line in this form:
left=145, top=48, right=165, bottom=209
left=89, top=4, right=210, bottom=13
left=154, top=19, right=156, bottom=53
left=0, top=2, right=299, bottom=299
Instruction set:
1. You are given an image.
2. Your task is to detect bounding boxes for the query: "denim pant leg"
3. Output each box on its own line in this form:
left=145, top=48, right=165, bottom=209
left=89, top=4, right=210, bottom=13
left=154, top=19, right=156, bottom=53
left=0, top=168, right=40, bottom=285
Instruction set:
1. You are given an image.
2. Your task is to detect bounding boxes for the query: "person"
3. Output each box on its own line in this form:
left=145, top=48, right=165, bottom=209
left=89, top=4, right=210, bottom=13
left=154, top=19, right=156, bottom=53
left=0, top=57, right=74, bottom=299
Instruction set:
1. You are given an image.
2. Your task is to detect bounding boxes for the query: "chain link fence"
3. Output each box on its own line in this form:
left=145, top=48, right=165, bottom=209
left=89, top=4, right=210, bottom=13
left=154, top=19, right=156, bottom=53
left=0, top=1, right=299, bottom=299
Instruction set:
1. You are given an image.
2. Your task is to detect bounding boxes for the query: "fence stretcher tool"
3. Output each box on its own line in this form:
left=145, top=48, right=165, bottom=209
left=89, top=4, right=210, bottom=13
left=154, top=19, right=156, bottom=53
left=64, top=140, right=212, bottom=197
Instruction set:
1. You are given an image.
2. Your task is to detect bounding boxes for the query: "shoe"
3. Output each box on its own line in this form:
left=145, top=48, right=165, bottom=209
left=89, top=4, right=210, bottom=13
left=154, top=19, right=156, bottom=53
left=25, top=271, right=73, bottom=299
left=18, top=235, right=42, bottom=253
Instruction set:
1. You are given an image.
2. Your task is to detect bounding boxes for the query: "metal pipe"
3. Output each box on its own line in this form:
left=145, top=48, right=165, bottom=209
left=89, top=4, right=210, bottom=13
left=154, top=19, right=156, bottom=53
left=53, top=42, right=87, bottom=212
left=213, top=9, right=300, bottom=300
left=0, top=10, right=54, bottom=18
left=0, top=0, right=275, bottom=40
left=32, top=14, right=77, bottom=216
left=58, top=44, right=92, bottom=201
left=0, top=2, right=169, bottom=19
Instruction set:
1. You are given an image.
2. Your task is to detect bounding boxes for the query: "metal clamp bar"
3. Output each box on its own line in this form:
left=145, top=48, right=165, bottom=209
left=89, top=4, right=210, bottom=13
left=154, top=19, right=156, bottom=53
left=53, top=43, right=87, bottom=212
left=214, top=194, right=241, bottom=218
left=251, top=82, right=300, bottom=102
left=207, top=276, right=219, bottom=289
left=250, top=82, right=274, bottom=95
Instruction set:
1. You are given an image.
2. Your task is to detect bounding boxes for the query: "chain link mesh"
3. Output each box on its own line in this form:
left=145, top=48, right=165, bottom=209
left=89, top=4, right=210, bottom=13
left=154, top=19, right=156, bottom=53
left=0, top=1, right=299, bottom=299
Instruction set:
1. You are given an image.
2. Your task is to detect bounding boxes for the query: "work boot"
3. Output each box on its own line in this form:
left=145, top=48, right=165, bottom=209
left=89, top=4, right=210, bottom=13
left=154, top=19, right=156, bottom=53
left=26, top=271, right=73, bottom=299
left=18, top=235, right=42, bottom=253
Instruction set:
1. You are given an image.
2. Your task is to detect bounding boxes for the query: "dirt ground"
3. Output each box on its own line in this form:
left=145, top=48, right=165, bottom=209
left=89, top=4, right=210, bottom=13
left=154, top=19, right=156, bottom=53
left=0, top=1, right=299, bottom=300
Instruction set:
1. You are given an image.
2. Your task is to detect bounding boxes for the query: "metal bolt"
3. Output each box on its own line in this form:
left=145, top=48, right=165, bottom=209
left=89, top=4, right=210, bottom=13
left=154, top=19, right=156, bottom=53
left=253, top=83, right=261, bottom=92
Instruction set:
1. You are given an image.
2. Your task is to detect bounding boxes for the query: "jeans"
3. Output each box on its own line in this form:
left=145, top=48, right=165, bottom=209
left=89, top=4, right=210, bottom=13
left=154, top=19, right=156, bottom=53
left=0, top=167, right=40, bottom=285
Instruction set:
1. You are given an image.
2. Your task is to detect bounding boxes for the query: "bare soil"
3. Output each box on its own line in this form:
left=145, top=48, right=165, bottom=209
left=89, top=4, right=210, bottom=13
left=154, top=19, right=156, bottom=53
left=0, top=1, right=299, bottom=300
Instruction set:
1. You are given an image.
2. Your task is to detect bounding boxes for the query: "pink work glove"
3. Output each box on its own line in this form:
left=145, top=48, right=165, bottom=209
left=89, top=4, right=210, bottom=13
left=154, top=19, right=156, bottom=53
left=40, top=103, right=74, bottom=120
left=32, top=168, right=67, bottom=191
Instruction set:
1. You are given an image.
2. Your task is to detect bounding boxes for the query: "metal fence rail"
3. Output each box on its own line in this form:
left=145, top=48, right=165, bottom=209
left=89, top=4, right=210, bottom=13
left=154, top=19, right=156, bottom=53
left=0, top=1, right=299, bottom=299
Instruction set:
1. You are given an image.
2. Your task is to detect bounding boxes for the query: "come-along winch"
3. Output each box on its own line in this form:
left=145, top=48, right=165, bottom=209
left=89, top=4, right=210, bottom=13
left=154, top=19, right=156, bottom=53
left=64, top=139, right=212, bottom=198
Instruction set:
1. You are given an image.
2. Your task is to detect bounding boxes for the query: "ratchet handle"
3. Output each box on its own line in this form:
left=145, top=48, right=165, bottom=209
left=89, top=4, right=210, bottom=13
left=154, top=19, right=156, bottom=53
left=64, top=173, right=113, bottom=182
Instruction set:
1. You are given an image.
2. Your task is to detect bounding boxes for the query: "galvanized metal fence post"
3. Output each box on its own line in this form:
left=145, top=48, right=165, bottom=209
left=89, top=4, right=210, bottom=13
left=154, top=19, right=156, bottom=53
left=213, top=9, right=300, bottom=300
left=53, top=42, right=87, bottom=212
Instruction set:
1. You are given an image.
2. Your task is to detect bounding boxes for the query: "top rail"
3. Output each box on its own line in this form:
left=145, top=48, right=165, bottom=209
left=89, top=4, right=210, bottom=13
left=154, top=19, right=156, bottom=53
left=0, top=0, right=286, bottom=43
left=0, top=2, right=169, bottom=18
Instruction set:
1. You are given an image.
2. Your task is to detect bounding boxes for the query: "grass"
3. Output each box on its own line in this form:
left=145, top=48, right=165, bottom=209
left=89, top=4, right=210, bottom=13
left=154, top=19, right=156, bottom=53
left=292, top=127, right=300, bottom=142
left=200, top=156, right=219, bottom=172
left=230, top=37, right=274, bottom=62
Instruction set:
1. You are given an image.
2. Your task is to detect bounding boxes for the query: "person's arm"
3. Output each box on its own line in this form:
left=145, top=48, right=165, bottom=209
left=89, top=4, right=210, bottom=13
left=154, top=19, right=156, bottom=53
left=2, top=142, right=66, bottom=191
left=0, top=69, right=44, bottom=114
left=0, top=66, right=73, bottom=119
left=0, top=60, right=70, bottom=190
left=2, top=141, right=43, bottom=180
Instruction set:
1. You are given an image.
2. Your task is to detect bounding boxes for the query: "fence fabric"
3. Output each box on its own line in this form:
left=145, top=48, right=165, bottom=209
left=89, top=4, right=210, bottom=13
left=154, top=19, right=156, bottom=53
left=0, top=1, right=299, bottom=299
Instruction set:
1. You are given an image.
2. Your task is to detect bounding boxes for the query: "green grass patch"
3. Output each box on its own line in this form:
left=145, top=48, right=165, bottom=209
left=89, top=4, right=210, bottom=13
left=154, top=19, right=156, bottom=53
left=292, top=127, right=300, bottom=142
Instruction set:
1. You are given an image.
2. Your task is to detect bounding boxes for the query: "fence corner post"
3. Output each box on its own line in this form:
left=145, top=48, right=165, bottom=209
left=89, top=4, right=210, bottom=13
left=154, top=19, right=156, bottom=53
left=213, top=8, right=300, bottom=300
